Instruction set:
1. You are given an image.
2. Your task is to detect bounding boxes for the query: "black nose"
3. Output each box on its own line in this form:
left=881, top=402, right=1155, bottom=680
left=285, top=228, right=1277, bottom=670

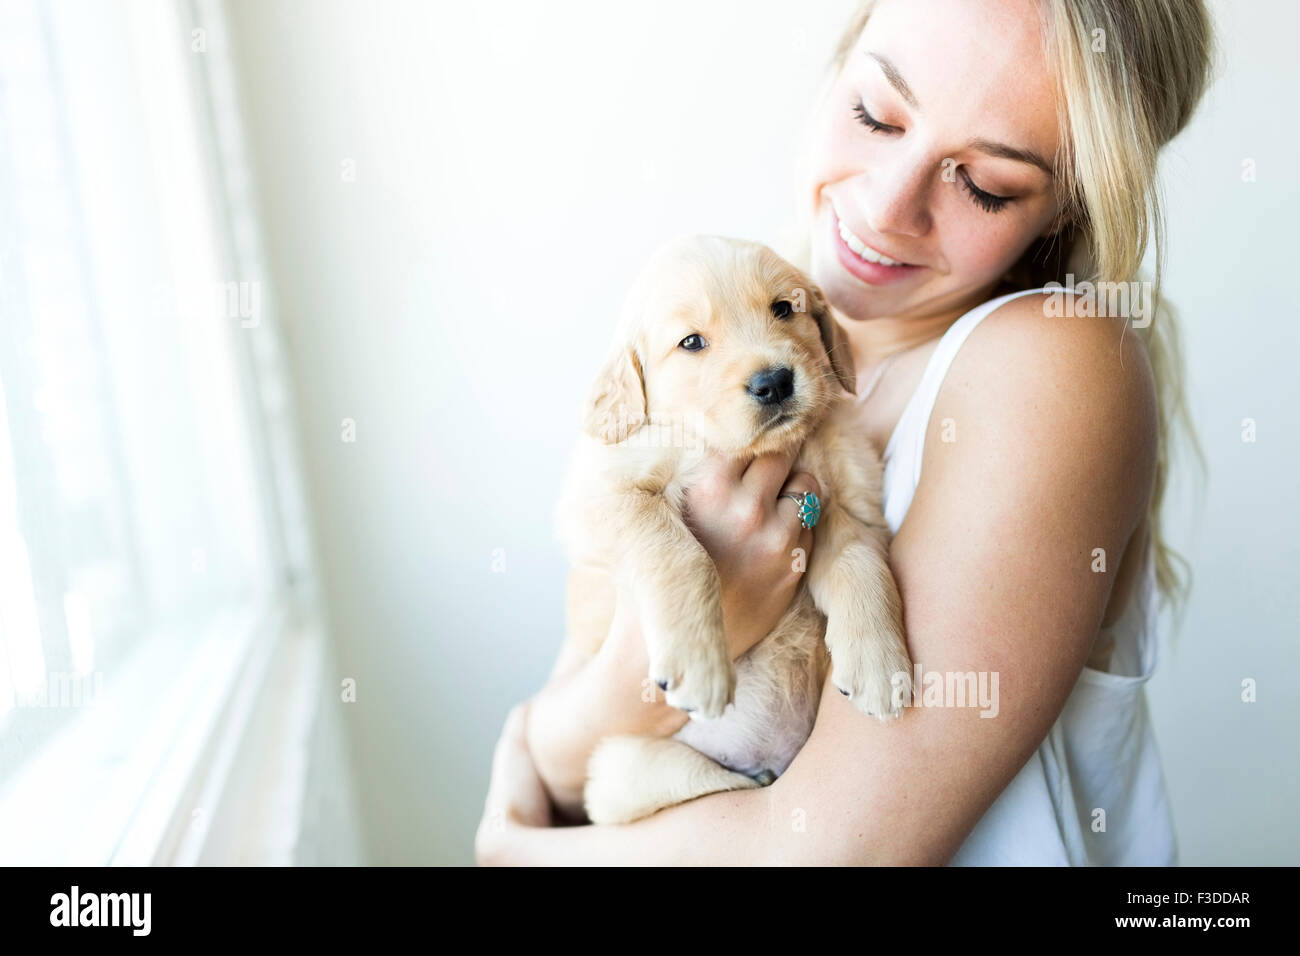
left=746, top=367, right=794, bottom=406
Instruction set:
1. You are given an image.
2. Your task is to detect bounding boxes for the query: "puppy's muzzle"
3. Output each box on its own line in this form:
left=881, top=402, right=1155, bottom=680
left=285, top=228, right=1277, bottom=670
left=746, top=366, right=795, bottom=406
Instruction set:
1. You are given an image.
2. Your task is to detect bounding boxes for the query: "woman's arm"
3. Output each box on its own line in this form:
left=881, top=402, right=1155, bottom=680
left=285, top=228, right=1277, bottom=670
left=482, top=300, right=1157, bottom=864
left=526, top=595, right=689, bottom=818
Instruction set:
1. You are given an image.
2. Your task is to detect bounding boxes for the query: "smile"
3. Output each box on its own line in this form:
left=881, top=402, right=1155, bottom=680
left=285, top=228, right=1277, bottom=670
left=827, top=203, right=922, bottom=286
left=834, top=212, right=910, bottom=267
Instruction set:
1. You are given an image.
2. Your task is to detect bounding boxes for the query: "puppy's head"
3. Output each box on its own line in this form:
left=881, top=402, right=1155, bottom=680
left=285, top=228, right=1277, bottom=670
left=583, top=235, right=854, bottom=456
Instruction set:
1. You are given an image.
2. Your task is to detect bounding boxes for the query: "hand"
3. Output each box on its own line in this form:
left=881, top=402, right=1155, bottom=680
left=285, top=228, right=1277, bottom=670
left=476, top=702, right=552, bottom=865
left=522, top=447, right=821, bottom=813
left=682, top=446, right=820, bottom=661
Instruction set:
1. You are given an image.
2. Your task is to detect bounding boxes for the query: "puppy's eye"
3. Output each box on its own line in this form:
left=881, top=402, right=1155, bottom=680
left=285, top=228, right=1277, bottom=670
left=679, top=334, right=707, bottom=352
left=771, top=300, right=794, bottom=320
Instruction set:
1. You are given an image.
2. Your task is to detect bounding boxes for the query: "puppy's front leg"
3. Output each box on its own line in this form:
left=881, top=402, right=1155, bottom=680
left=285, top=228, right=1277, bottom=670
left=616, top=490, right=735, bottom=719
left=806, top=501, right=912, bottom=720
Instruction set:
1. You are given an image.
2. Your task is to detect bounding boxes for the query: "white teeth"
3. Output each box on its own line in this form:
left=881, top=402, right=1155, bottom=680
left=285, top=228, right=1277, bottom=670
left=836, top=217, right=904, bottom=266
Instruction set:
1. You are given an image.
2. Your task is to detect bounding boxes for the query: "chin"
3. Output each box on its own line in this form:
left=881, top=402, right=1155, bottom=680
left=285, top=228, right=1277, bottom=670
left=691, top=412, right=806, bottom=460
left=747, top=414, right=814, bottom=459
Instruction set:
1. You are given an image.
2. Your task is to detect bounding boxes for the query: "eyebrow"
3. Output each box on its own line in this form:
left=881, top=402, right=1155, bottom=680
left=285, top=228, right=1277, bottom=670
left=866, top=51, right=1055, bottom=179
left=866, top=52, right=919, bottom=109
left=966, top=138, right=1055, bottom=178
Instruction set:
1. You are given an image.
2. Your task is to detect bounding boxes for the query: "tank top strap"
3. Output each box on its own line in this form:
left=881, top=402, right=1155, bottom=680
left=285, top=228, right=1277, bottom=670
left=884, top=286, right=1059, bottom=464
left=880, top=286, right=1060, bottom=531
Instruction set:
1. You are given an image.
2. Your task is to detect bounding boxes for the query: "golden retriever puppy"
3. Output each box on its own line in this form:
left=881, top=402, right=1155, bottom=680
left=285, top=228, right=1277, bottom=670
left=555, top=235, right=911, bottom=825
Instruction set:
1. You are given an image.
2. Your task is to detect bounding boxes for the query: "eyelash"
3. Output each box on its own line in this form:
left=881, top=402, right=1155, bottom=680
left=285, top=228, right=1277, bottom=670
left=851, top=100, right=894, bottom=134
left=959, top=171, right=1011, bottom=213
left=851, top=99, right=1014, bottom=214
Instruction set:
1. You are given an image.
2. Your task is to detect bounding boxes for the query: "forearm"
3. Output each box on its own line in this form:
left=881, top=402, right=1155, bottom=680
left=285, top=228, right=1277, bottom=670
left=497, top=681, right=973, bottom=867
left=525, top=661, right=629, bottom=818
left=494, top=732, right=945, bottom=866
left=526, top=600, right=688, bottom=817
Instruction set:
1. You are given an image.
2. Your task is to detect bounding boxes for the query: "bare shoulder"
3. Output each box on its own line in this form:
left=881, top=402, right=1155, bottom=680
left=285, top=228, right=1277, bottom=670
left=922, top=292, right=1158, bottom=531
left=947, top=292, right=1157, bottom=433
left=775, top=296, right=1166, bottom=864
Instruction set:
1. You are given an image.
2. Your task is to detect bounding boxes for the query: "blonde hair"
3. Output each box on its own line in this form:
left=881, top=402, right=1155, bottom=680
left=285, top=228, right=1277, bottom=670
left=794, top=0, right=1215, bottom=630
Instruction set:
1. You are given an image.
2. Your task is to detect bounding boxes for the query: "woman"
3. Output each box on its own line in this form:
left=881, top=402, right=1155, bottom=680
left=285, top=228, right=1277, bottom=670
left=477, top=0, right=1213, bottom=865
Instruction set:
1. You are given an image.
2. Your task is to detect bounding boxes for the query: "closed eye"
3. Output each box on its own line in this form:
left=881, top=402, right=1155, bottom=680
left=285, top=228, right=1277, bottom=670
left=959, top=170, right=1012, bottom=213
left=852, top=99, right=900, bottom=135
left=853, top=98, right=1014, bottom=214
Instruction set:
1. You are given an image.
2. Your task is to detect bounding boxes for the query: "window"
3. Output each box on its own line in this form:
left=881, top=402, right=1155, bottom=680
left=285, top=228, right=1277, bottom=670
left=0, top=0, right=317, bottom=863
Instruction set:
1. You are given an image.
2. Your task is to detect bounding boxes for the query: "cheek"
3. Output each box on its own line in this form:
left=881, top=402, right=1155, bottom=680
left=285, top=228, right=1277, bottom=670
left=934, top=201, right=1040, bottom=276
left=661, top=353, right=755, bottom=414
left=654, top=359, right=721, bottom=414
left=650, top=362, right=686, bottom=410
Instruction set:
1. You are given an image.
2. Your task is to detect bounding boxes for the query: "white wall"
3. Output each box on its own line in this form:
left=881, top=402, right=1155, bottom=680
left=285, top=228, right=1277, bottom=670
left=227, top=0, right=1299, bottom=864
left=1140, top=2, right=1300, bottom=865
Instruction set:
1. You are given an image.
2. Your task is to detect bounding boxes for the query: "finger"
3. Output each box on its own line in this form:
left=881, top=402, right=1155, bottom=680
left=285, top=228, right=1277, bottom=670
left=483, top=700, right=554, bottom=830
left=740, top=445, right=800, bottom=497
left=774, top=471, right=823, bottom=538
left=687, top=449, right=749, bottom=511
left=503, top=701, right=530, bottom=743
left=714, top=449, right=752, bottom=483
left=485, top=703, right=530, bottom=804
left=779, top=470, right=822, bottom=501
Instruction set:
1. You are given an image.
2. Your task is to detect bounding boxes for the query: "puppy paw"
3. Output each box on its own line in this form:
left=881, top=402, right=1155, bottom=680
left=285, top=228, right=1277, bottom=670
left=584, top=736, right=759, bottom=825
left=584, top=742, right=656, bottom=825
left=827, top=628, right=912, bottom=722
left=650, top=638, right=735, bottom=720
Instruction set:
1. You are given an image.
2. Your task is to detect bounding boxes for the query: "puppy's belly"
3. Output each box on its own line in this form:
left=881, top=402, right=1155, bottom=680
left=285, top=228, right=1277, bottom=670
left=671, top=595, right=825, bottom=778
left=672, top=676, right=815, bottom=778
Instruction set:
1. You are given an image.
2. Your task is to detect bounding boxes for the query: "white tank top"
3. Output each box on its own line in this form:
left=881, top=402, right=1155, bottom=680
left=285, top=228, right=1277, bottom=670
left=879, top=286, right=1179, bottom=865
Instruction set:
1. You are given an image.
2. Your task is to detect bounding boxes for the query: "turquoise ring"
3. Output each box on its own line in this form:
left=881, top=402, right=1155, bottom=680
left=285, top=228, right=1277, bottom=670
left=781, top=490, right=821, bottom=530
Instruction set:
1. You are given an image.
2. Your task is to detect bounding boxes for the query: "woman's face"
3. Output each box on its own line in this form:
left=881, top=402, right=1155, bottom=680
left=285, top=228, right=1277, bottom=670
left=805, top=0, right=1065, bottom=323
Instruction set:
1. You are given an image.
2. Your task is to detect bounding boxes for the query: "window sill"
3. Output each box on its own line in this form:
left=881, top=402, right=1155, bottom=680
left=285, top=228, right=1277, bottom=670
left=0, top=591, right=321, bottom=865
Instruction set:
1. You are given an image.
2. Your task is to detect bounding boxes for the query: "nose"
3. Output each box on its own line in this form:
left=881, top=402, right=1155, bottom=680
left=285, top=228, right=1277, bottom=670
left=856, top=153, right=932, bottom=238
left=746, top=366, right=795, bottom=406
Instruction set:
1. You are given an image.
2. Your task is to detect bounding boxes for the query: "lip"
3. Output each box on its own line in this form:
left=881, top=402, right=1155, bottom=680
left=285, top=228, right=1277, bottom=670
left=760, top=408, right=795, bottom=434
left=828, top=208, right=923, bottom=287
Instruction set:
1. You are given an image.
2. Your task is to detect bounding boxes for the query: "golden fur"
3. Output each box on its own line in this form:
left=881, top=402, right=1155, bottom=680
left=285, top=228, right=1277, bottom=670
left=555, top=235, right=911, bottom=824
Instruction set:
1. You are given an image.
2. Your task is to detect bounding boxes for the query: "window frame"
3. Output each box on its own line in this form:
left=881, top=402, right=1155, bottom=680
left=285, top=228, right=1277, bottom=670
left=0, top=0, right=325, bottom=865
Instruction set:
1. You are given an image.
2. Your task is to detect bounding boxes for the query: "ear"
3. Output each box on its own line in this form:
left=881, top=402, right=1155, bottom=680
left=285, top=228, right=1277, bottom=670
left=808, top=284, right=856, bottom=395
left=582, top=344, right=647, bottom=444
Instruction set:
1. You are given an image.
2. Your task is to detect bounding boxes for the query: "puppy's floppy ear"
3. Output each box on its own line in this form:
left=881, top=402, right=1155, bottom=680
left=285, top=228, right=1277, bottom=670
left=582, top=343, right=647, bottom=443
left=807, top=284, right=856, bottom=394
